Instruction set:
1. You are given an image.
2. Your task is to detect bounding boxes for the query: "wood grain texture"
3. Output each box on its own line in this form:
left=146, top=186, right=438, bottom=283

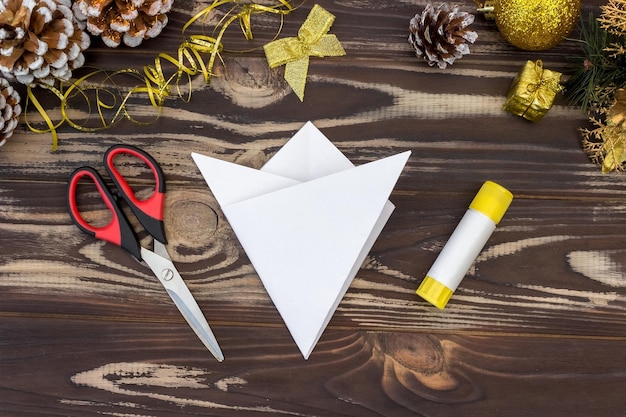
left=3, top=0, right=626, bottom=415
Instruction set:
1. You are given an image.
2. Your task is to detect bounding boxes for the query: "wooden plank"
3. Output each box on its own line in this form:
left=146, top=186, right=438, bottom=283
left=2, top=317, right=626, bottom=416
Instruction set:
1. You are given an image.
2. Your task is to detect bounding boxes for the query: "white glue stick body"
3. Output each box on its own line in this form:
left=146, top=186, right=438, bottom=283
left=416, top=181, right=513, bottom=309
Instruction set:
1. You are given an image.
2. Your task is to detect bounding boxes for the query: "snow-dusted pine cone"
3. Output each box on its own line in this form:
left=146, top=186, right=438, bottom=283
left=0, top=0, right=90, bottom=85
left=0, top=76, right=21, bottom=146
left=408, top=3, right=477, bottom=69
left=73, top=0, right=173, bottom=48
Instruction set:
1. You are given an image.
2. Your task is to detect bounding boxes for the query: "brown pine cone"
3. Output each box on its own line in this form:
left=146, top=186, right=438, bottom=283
left=408, top=3, right=477, bottom=69
left=0, top=76, right=21, bottom=146
left=0, top=0, right=91, bottom=85
left=73, top=0, right=173, bottom=48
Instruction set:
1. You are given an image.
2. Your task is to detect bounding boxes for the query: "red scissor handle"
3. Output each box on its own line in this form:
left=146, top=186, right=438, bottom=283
left=104, top=145, right=167, bottom=244
left=67, top=166, right=142, bottom=260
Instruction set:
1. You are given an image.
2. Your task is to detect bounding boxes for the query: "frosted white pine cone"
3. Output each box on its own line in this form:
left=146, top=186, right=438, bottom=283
left=0, top=0, right=90, bottom=85
left=0, top=76, right=21, bottom=146
left=72, top=0, right=173, bottom=48
left=408, top=3, right=477, bottom=69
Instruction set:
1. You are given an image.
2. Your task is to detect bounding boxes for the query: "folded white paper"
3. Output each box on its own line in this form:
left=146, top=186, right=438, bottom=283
left=192, top=121, right=410, bottom=359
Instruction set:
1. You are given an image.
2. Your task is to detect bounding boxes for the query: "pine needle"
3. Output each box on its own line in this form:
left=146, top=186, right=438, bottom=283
left=564, top=13, right=626, bottom=112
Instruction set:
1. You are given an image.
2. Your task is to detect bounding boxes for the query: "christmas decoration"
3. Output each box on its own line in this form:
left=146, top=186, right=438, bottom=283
left=0, top=0, right=90, bottom=85
left=564, top=13, right=626, bottom=113
left=503, top=60, right=563, bottom=122
left=475, top=0, right=580, bottom=50
left=72, top=0, right=173, bottom=48
left=581, top=89, right=626, bottom=173
left=264, top=4, right=345, bottom=101
left=23, top=0, right=295, bottom=150
left=0, top=76, right=21, bottom=146
left=567, top=0, right=626, bottom=112
left=408, top=3, right=477, bottom=69
left=598, top=0, right=626, bottom=37
left=566, top=5, right=626, bottom=172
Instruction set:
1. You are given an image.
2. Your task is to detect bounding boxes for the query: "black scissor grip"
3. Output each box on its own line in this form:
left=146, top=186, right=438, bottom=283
left=103, top=145, right=167, bottom=244
left=67, top=166, right=143, bottom=260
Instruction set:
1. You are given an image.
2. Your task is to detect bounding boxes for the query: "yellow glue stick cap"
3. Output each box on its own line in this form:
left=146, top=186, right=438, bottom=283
left=416, top=276, right=453, bottom=309
left=469, top=181, right=513, bottom=224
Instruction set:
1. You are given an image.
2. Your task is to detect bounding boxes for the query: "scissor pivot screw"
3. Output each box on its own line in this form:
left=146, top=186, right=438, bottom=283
left=162, top=269, right=175, bottom=281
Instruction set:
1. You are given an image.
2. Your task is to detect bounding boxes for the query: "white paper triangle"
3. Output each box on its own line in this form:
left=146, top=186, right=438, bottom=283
left=192, top=122, right=410, bottom=359
left=191, top=154, right=300, bottom=206
left=262, top=121, right=354, bottom=181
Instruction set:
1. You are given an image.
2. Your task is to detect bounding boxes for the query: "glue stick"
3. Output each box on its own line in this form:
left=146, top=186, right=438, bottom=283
left=416, top=181, right=513, bottom=309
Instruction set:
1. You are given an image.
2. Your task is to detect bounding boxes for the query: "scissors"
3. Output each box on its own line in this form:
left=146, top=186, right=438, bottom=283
left=67, top=144, right=224, bottom=362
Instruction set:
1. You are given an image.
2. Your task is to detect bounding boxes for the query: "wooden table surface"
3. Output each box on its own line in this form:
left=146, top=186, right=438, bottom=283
left=2, top=1, right=625, bottom=415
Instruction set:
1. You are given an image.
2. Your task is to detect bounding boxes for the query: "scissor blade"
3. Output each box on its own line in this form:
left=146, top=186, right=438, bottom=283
left=153, top=240, right=170, bottom=260
left=140, top=247, right=224, bottom=362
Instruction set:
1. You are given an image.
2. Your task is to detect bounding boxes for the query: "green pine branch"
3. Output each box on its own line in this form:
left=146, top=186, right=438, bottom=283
left=565, top=12, right=626, bottom=113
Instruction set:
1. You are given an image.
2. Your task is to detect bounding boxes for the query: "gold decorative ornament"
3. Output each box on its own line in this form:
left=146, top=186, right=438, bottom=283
left=264, top=4, right=345, bottom=101
left=581, top=89, right=626, bottom=173
left=475, top=0, right=580, bottom=50
left=503, top=60, right=563, bottom=122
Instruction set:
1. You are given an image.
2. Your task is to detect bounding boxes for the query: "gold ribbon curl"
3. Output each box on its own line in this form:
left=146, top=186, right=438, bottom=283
left=26, top=0, right=295, bottom=150
left=25, top=68, right=159, bottom=151
left=263, top=4, right=345, bottom=101
left=503, top=60, right=563, bottom=122
left=184, top=0, right=294, bottom=42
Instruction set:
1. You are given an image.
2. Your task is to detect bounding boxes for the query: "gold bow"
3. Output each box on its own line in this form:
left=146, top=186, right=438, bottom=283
left=264, top=4, right=345, bottom=101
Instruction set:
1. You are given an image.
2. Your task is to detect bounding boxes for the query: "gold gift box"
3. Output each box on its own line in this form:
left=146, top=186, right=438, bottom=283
left=504, top=60, right=563, bottom=122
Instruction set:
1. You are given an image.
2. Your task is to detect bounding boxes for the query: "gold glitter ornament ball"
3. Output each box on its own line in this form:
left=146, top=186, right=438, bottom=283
left=493, top=0, right=580, bottom=50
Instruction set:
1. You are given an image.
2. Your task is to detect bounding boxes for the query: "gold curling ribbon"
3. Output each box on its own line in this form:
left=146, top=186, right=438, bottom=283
left=503, top=60, right=563, bottom=122
left=184, top=0, right=294, bottom=41
left=25, top=83, right=64, bottom=151
left=140, top=35, right=224, bottom=107
left=263, top=4, right=345, bottom=101
left=26, top=0, right=294, bottom=150
left=134, top=0, right=295, bottom=107
left=25, top=69, right=162, bottom=151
